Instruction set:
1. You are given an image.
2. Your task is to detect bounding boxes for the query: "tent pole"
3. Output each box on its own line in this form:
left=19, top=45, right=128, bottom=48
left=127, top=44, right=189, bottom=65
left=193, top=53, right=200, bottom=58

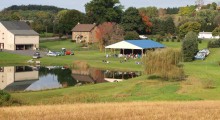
left=132, top=49, right=134, bottom=55
left=123, top=49, right=124, bottom=55
left=105, top=48, right=106, bottom=55
left=142, top=49, right=144, bottom=56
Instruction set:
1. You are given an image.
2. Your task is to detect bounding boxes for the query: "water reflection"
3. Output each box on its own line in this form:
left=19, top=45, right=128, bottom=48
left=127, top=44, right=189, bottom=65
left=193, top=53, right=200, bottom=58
left=0, top=66, right=141, bottom=92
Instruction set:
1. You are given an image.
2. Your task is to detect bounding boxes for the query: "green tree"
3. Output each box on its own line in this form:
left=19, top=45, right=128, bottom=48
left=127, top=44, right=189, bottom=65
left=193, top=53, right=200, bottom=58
left=56, top=10, right=85, bottom=37
left=178, top=6, right=196, bottom=16
left=182, top=31, right=198, bottom=62
left=121, top=7, right=145, bottom=34
left=178, top=22, right=201, bottom=38
left=212, top=27, right=220, bottom=37
left=85, top=0, right=123, bottom=24
left=138, top=6, right=158, bottom=18
left=124, top=31, right=139, bottom=40
left=165, top=17, right=176, bottom=34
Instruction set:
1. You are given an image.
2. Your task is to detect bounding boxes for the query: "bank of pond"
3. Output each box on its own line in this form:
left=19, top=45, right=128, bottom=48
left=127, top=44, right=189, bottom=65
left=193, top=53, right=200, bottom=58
left=0, top=66, right=142, bottom=92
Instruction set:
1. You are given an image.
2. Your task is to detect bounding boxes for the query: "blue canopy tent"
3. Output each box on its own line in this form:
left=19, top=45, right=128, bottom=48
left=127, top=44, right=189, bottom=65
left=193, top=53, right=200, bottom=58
left=105, top=40, right=165, bottom=55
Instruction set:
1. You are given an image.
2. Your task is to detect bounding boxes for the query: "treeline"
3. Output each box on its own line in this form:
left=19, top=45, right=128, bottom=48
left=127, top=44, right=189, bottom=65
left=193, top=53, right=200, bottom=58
left=0, top=1, right=219, bottom=40
left=3, top=5, right=64, bottom=12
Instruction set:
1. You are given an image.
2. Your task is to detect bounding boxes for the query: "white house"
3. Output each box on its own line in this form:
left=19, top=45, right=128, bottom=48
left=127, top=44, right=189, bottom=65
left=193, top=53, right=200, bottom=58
left=0, top=21, right=39, bottom=50
left=198, top=32, right=220, bottom=39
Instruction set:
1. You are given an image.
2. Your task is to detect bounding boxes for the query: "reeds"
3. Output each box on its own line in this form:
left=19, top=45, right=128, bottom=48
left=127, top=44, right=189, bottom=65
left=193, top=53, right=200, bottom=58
left=143, top=48, right=184, bottom=80
left=72, top=61, right=89, bottom=70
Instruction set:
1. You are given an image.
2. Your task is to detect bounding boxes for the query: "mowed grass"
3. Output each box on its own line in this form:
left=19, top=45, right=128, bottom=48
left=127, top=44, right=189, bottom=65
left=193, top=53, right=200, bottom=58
left=1, top=101, right=220, bottom=120
left=1, top=39, right=220, bottom=105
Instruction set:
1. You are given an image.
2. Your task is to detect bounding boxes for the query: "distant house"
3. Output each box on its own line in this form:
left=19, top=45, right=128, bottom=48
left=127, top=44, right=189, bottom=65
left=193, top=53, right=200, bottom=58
left=71, top=23, right=98, bottom=43
left=0, top=21, right=39, bottom=50
left=198, top=32, right=220, bottom=39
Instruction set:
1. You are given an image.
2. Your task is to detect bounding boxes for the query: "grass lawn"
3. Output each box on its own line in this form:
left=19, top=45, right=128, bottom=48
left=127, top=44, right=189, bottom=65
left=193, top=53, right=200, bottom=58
left=1, top=39, right=220, bottom=105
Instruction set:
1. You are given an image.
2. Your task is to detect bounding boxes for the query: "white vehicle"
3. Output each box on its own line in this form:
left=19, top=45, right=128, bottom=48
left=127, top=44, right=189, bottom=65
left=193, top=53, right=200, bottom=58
left=47, top=51, right=57, bottom=56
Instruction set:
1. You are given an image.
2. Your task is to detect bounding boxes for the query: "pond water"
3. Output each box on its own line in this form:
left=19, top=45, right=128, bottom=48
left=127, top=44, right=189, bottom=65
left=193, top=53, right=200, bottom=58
left=0, top=66, right=141, bottom=92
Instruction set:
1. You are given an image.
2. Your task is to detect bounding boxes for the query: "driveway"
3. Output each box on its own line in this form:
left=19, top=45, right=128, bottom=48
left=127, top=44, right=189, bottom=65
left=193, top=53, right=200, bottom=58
left=2, top=50, right=47, bottom=57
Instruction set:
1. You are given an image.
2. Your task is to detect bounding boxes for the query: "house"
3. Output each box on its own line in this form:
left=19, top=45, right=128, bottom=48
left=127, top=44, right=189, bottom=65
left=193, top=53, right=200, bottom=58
left=71, top=23, right=98, bottom=43
left=198, top=32, right=220, bottom=39
left=0, top=21, right=39, bottom=50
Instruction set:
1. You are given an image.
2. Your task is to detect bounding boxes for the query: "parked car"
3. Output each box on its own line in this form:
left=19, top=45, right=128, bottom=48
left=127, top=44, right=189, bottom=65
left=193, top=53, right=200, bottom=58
left=32, top=52, right=40, bottom=59
left=199, top=48, right=210, bottom=56
left=194, top=52, right=206, bottom=60
left=47, top=51, right=57, bottom=57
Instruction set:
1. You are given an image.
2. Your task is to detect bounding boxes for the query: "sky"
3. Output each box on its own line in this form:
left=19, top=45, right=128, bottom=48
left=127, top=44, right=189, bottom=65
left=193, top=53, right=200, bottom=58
left=0, top=0, right=218, bottom=12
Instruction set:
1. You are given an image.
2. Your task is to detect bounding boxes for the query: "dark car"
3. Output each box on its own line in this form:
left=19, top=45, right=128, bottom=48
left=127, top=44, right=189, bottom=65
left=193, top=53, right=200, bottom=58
left=33, top=52, right=40, bottom=59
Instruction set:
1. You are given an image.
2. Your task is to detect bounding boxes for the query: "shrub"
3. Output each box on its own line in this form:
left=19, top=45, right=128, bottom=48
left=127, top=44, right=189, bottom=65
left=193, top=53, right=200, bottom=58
left=166, top=38, right=169, bottom=42
left=177, top=39, right=181, bottom=42
left=202, top=79, right=215, bottom=89
left=0, top=90, right=11, bottom=106
left=207, top=39, right=220, bottom=48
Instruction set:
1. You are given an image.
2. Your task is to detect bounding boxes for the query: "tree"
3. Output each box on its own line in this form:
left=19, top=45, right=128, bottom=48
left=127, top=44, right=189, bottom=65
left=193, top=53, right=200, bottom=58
left=178, top=22, right=201, bottom=38
left=85, top=0, right=123, bottom=24
left=182, top=31, right=198, bottom=62
left=138, top=7, right=158, bottom=18
left=165, top=17, right=175, bottom=34
left=96, top=22, right=124, bottom=51
left=178, top=6, right=196, bottom=16
left=158, top=8, right=166, bottom=17
left=214, top=15, right=220, bottom=26
left=124, top=31, right=139, bottom=40
left=56, top=10, right=86, bottom=37
left=140, top=13, right=152, bottom=33
left=143, top=48, right=184, bottom=80
left=212, top=27, right=220, bottom=37
left=121, top=7, right=145, bottom=34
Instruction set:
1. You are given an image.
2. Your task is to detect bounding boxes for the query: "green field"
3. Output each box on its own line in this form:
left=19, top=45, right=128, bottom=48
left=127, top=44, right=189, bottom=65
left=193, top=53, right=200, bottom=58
left=1, top=40, right=220, bottom=105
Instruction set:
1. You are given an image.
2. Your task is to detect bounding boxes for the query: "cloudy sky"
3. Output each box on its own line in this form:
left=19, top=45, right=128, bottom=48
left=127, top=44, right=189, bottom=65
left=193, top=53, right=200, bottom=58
left=0, top=0, right=218, bottom=12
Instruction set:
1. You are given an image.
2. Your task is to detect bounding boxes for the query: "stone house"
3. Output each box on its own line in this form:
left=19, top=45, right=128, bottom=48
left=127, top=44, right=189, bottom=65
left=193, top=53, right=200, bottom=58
left=71, top=23, right=98, bottom=43
left=0, top=21, right=39, bottom=50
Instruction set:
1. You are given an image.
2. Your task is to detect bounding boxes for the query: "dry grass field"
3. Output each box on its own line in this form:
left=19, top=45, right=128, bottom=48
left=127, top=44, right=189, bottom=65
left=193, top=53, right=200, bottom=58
left=1, top=101, right=220, bottom=120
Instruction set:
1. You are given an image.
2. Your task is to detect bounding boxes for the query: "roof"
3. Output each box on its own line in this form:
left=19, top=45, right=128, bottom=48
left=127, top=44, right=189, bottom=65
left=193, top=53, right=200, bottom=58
left=199, top=32, right=212, bottom=34
left=0, top=21, right=39, bottom=36
left=105, top=40, right=165, bottom=49
left=71, top=24, right=96, bottom=32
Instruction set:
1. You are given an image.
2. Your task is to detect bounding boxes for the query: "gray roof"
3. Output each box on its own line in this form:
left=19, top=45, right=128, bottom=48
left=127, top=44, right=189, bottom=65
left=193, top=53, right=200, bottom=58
left=71, top=24, right=96, bottom=32
left=0, top=21, right=39, bottom=36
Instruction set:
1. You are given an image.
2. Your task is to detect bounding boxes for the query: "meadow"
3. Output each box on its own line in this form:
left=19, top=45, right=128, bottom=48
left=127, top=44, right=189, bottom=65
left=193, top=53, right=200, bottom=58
left=1, top=39, right=220, bottom=105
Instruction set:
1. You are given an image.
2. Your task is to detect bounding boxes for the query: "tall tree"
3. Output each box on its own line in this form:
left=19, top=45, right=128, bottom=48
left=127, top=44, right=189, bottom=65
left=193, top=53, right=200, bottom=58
left=85, top=0, right=123, bottom=24
left=140, top=13, right=152, bottom=33
left=165, top=17, right=176, bottom=34
left=56, top=10, right=85, bottom=37
left=138, top=7, right=158, bottom=18
left=182, top=31, right=198, bottom=62
left=121, top=7, right=145, bottom=34
left=96, top=22, right=124, bottom=51
left=178, top=22, right=201, bottom=38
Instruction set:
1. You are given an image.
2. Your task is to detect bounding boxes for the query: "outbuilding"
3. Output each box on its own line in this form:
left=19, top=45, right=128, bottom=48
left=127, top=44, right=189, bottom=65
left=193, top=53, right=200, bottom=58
left=0, top=21, right=39, bottom=50
left=105, top=40, right=165, bottom=55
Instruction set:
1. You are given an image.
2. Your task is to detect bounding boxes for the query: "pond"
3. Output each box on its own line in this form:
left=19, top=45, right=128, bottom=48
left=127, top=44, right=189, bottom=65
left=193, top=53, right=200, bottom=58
left=0, top=66, right=141, bottom=92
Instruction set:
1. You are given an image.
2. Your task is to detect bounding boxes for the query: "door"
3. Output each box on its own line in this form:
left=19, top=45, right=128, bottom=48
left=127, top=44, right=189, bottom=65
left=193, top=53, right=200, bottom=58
left=0, top=43, right=4, bottom=49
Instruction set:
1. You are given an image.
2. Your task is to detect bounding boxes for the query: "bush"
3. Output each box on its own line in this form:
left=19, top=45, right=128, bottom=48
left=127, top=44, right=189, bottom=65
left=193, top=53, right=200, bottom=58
left=177, top=39, right=181, bottom=42
left=0, top=90, right=11, bottom=106
left=166, top=38, right=169, bottom=42
left=207, top=39, right=220, bottom=48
